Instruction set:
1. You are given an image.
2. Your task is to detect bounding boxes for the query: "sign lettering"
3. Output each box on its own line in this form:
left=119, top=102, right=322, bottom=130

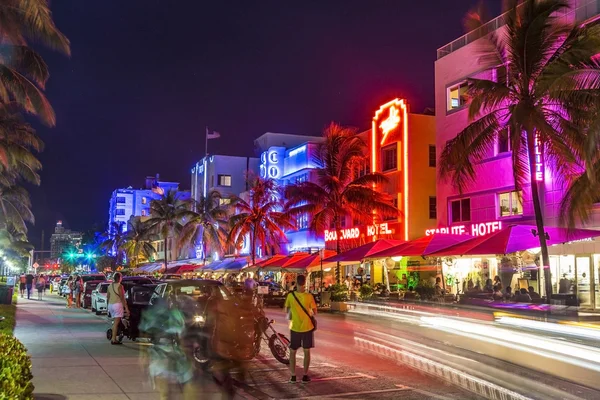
left=324, top=223, right=394, bottom=242
left=425, top=221, right=503, bottom=237
left=534, top=133, right=543, bottom=182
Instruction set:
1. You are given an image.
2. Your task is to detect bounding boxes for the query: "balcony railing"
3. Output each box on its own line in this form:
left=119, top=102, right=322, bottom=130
left=437, top=0, right=600, bottom=60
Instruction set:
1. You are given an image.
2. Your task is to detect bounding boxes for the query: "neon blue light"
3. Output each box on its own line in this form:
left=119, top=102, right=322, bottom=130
left=288, top=145, right=306, bottom=157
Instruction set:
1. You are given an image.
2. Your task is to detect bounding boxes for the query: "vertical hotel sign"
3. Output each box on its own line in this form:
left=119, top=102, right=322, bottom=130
left=534, top=133, right=544, bottom=181
left=372, top=99, right=409, bottom=240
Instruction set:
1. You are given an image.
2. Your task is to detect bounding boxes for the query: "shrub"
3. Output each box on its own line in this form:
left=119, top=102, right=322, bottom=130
left=0, top=334, right=34, bottom=399
left=359, top=284, right=374, bottom=299
left=330, top=283, right=348, bottom=302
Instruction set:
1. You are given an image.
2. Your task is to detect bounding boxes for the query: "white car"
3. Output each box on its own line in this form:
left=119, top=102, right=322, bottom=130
left=91, top=282, right=110, bottom=315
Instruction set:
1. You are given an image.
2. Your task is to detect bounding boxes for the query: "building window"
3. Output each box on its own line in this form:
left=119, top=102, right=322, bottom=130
left=429, top=197, right=437, bottom=219
left=142, top=197, right=147, bottom=204
left=497, top=129, right=510, bottom=154
left=219, top=198, right=231, bottom=206
left=382, top=144, right=397, bottom=172
left=340, top=216, right=347, bottom=228
left=447, top=81, right=468, bottom=110
left=498, top=190, right=523, bottom=217
left=141, top=209, right=146, bottom=216
left=116, top=209, right=126, bottom=216
left=116, top=196, right=126, bottom=204
left=218, top=175, right=232, bottom=187
left=295, top=173, right=308, bottom=184
left=450, top=198, right=470, bottom=223
left=429, top=145, right=436, bottom=167
left=297, top=213, right=308, bottom=230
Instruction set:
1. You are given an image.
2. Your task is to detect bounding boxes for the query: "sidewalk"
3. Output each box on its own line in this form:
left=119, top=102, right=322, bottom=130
left=14, top=294, right=249, bottom=400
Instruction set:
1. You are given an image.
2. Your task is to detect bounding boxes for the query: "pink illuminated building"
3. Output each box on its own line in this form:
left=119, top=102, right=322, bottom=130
left=435, top=0, right=600, bottom=306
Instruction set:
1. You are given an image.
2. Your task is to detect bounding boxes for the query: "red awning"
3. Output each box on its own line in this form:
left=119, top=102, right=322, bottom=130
left=323, top=239, right=404, bottom=263
left=369, top=233, right=473, bottom=258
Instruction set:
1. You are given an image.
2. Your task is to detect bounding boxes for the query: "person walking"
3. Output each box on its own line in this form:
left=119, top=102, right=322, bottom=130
left=107, top=272, right=129, bottom=345
left=19, top=274, right=26, bottom=298
left=25, top=272, right=34, bottom=299
left=73, top=275, right=83, bottom=308
left=284, top=274, right=317, bottom=383
left=36, top=274, right=46, bottom=300
left=66, top=276, right=74, bottom=308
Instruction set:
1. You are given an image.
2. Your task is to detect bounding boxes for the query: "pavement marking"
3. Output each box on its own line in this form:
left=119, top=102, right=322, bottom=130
left=240, top=363, right=335, bottom=373
left=247, top=373, right=376, bottom=386
left=284, top=386, right=413, bottom=399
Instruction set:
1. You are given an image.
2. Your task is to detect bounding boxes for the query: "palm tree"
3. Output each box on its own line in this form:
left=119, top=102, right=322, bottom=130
left=285, top=123, right=397, bottom=283
left=145, top=190, right=193, bottom=271
left=122, top=217, right=155, bottom=268
left=0, top=184, right=34, bottom=234
left=0, top=0, right=70, bottom=125
left=100, top=222, right=127, bottom=265
left=178, top=190, right=228, bottom=264
left=438, top=0, right=600, bottom=301
left=228, top=177, right=295, bottom=266
left=0, top=104, right=44, bottom=185
left=0, top=225, right=33, bottom=257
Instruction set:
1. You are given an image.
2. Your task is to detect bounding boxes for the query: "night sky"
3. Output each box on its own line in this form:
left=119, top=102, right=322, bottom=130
left=29, top=0, right=500, bottom=249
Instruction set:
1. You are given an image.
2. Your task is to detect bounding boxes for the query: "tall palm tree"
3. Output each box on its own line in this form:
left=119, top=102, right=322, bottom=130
left=145, top=190, right=193, bottom=271
left=228, top=177, right=295, bottom=266
left=285, top=123, right=398, bottom=283
left=0, top=224, right=33, bottom=257
left=122, top=217, right=155, bottom=268
left=0, top=0, right=70, bottom=126
left=100, top=222, right=127, bottom=265
left=0, top=183, right=34, bottom=234
left=0, top=104, right=43, bottom=185
left=438, top=0, right=600, bottom=301
left=178, top=190, right=228, bottom=263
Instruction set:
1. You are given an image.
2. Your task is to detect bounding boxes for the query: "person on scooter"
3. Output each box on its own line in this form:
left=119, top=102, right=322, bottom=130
left=107, top=272, right=130, bottom=345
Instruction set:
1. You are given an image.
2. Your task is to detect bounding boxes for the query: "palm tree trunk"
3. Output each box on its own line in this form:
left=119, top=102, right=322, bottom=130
left=164, top=237, right=168, bottom=273
left=527, top=130, right=552, bottom=304
left=250, top=229, right=256, bottom=266
left=335, top=217, right=341, bottom=284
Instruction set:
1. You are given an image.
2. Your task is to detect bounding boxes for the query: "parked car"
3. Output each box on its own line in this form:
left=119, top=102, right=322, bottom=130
left=91, top=282, right=110, bottom=315
left=81, top=274, right=107, bottom=284
left=258, top=281, right=287, bottom=307
left=50, top=277, right=62, bottom=294
left=59, top=279, right=69, bottom=297
left=83, top=280, right=105, bottom=309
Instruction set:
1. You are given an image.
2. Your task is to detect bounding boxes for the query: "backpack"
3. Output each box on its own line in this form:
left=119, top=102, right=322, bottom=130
left=211, top=299, right=256, bottom=361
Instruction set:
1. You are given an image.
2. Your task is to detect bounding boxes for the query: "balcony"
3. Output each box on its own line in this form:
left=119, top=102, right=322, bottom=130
left=437, top=0, right=600, bottom=60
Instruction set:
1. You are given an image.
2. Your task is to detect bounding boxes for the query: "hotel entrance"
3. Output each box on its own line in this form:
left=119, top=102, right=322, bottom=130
left=549, top=252, right=600, bottom=310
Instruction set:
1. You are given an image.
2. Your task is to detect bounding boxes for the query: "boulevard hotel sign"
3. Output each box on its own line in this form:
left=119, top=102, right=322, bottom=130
left=324, top=222, right=396, bottom=242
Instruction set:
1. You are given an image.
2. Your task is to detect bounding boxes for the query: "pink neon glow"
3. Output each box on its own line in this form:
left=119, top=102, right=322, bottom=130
left=372, top=99, right=409, bottom=240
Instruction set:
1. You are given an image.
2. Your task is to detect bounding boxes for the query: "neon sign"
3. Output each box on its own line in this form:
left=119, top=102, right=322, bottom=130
left=324, top=223, right=394, bottom=242
left=425, top=221, right=503, bottom=237
left=372, top=99, right=409, bottom=240
left=259, top=147, right=285, bottom=179
left=534, top=133, right=543, bottom=181
left=288, top=145, right=306, bottom=157
left=379, top=105, right=400, bottom=145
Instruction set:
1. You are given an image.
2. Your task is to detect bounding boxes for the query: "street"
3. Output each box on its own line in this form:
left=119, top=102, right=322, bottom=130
left=14, top=294, right=478, bottom=399
left=15, top=293, right=600, bottom=399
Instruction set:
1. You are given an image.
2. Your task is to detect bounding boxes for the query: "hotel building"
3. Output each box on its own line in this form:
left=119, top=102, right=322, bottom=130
left=435, top=0, right=600, bottom=306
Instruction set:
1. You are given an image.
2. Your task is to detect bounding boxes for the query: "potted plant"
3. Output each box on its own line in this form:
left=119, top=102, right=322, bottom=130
left=330, top=283, right=349, bottom=311
left=359, top=284, right=374, bottom=300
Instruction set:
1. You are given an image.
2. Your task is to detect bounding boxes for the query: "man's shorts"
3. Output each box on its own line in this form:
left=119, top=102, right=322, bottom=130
left=289, top=330, right=314, bottom=350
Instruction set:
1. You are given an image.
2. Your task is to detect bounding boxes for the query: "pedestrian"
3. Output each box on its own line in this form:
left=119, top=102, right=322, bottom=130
left=36, top=274, right=46, bottom=300
left=25, top=272, right=34, bottom=299
left=73, top=275, right=83, bottom=308
left=504, top=286, right=513, bottom=301
left=284, top=274, right=317, bottom=384
left=528, top=286, right=541, bottom=300
left=514, top=288, right=532, bottom=303
left=107, top=272, right=130, bottom=345
left=66, top=276, right=73, bottom=308
left=19, top=274, right=26, bottom=298
left=493, top=275, right=503, bottom=291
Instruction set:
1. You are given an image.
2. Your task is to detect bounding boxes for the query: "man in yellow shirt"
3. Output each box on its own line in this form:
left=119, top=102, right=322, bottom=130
left=284, top=274, right=317, bottom=383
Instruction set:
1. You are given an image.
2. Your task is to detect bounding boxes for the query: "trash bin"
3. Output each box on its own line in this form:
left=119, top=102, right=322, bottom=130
left=0, top=285, right=13, bottom=305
